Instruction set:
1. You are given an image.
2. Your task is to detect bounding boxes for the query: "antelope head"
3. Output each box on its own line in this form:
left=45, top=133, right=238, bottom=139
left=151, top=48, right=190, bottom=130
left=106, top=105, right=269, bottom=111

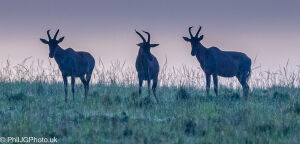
left=183, top=26, right=204, bottom=56
left=40, top=29, right=65, bottom=58
left=135, top=30, right=159, bottom=57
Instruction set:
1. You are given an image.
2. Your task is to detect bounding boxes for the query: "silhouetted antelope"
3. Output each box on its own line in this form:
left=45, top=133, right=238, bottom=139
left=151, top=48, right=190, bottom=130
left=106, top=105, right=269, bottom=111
left=135, top=30, right=159, bottom=102
left=183, top=26, right=251, bottom=98
left=40, top=30, right=95, bottom=102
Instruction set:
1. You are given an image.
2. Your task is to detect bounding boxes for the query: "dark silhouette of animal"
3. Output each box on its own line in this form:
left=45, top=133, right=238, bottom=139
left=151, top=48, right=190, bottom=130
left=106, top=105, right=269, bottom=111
left=135, top=30, right=160, bottom=102
left=183, top=26, right=251, bottom=98
left=40, top=29, right=95, bottom=102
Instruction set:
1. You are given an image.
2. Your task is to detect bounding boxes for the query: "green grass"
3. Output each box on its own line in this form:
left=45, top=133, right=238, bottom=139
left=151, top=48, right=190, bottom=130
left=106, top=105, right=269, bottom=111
left=1, top=81, right=300, bottom=144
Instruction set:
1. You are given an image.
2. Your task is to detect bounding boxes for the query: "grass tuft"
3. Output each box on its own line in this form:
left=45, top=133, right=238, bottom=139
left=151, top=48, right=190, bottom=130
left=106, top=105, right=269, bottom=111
left=176, top=86, right=190, bottom=100
left=7, top=92, right=27, bottom=101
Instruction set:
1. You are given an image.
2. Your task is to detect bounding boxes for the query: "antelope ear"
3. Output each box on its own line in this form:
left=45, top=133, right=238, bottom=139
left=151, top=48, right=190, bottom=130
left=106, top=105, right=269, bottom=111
left=137, top=43, right=143, bottom=47
left=183, top=37, right=191, bottom=42
left=57, top=37, right=64, bottom=43
left=199, top=35, right=204, bottom=40
left=150, top=44, right=159, bottom=47
left=40, top=39, right=49, bottom=44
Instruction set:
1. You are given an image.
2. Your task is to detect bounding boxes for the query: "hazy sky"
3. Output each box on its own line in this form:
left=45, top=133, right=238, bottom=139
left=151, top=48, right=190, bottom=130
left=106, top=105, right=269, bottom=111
left=0, top=0, right=299, bottom=70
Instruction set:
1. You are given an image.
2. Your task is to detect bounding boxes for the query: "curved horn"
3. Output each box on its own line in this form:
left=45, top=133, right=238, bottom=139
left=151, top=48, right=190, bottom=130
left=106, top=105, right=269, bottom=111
left=188, top=26, right=193, bottom=38
left=143, top=31, right=150, bottom=43
left=135, top=30, right=146, bottom=43
left=47, top=30, right=51, bottom=40
left=53, top=29, right=59, bottom=40
left=195, top=26, right=202, bottom=38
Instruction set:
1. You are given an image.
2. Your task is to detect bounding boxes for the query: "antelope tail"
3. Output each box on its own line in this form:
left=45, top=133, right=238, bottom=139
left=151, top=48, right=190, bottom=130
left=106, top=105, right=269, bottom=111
left=246, top=69, right=251, bottom=82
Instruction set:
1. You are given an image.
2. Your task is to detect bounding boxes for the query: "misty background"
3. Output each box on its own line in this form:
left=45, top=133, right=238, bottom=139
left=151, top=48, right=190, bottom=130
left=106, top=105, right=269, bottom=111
left=0, top=0, right=299, bottom=71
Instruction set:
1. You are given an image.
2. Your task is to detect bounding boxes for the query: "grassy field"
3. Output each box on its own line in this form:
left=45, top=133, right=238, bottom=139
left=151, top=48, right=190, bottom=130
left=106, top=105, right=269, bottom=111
left=0, top=59, right=300, bottom=143
left=0, top=81, right=300, bottom=144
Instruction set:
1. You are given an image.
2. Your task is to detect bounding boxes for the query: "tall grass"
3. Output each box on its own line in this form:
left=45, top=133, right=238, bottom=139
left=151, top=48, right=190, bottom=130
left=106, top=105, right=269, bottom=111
left=1, top=58, right=300, bottom=89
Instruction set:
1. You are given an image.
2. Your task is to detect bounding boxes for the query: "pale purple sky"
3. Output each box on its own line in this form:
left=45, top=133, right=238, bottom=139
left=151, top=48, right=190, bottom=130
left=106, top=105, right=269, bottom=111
left=0, top=0, right=299, bottom=70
